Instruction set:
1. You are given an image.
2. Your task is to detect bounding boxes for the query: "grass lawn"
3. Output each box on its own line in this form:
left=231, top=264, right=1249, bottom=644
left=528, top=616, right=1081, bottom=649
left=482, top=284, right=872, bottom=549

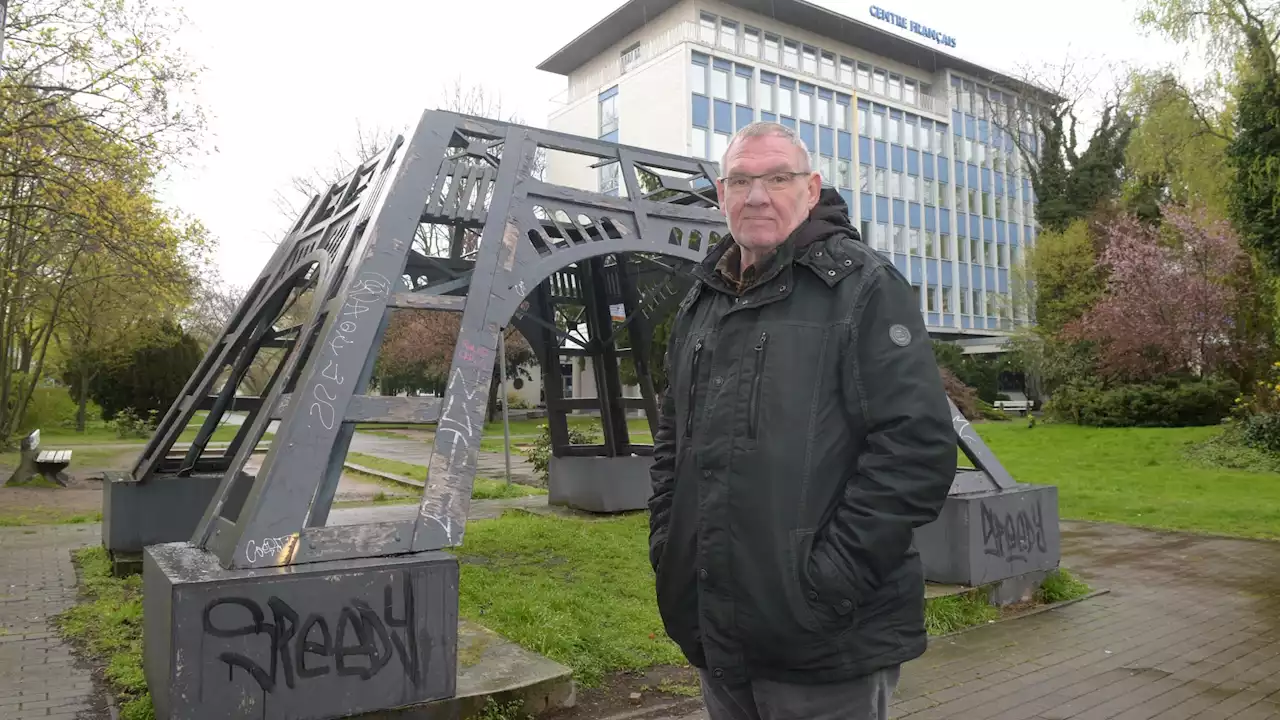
left=345, top=451, right=546, bottom=500
left=970, top=422, right=1280, bottom=540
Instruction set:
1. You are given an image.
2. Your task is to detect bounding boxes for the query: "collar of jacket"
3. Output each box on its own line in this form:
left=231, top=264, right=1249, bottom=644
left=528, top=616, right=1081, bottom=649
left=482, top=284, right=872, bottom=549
left=690, top=187, right=866, bottom=295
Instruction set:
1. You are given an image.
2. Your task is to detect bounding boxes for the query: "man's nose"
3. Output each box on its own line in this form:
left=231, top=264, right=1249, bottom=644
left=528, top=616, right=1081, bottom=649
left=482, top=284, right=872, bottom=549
left=745, top=181, right=771, bottom=205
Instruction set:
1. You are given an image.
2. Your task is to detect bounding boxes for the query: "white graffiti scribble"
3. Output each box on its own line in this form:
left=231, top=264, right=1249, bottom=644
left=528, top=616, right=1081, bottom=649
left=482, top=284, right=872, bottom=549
left=244, top=535, right=295, bottom=564
left=307, top=272, right=391, bottom=429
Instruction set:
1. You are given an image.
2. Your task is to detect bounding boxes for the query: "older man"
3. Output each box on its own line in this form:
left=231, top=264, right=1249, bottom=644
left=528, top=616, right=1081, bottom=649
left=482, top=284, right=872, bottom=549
left=647, top=122, right=956, bottom=719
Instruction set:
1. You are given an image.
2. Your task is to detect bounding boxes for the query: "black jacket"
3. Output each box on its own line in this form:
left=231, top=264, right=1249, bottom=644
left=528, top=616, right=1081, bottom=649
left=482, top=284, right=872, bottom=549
left=647, top=189, right=956, bottom=685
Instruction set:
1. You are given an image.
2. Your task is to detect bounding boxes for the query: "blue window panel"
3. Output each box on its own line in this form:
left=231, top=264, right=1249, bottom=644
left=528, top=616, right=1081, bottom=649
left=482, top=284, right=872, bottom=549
left=761, top=70, right=776, bottom=82
left=714, top=100, right=732, bottom=130
left=940, top=209, right=951, bottom=231
left=955, top=160, right=965, bottom=183
left=998, top=269, right=1008, bottom=293
left=858, top=136, right=871, bottom=162
left=938, top=160, right=949, bottom=184
left=1031, top=135, right=1039, bottom=155
left=736, top=105, right=753, bottom=130
left=857, top=98, right=871, bottom=110
left=982, top=168, right=991, bottom=192
left=957, top=216, right=967, bottom=237
left=943, top=313, right=955, bottom=326
left=600, top=86, right=618, bottom=101
left=837, top=92, right=852, bottom=105
left=736, top=64, right=753, bottom=78
left=874, top=141, right=888, bottom=168
left=968, top=164, right=979, bottom=188
left=799, top=122, right=816, bottom=150
left=926, top=259, right=938, bottom=284
left=996, top=222, right=1006, bottom=243
left=891, top=146, right=904, bottom=172
left=983, top=218, right=993, bottom=238
left=958, top=267, right=969, bottom=288
left=761, top=111, right=777, bottom=123
left=861, top=193, right=873, bottom=220
left=692, top=51, right=709, bottom=65
left=890, top=108, right=902, bottom=120
left=972, top=264, right=983, bottom=287
left=962, top=315, right=972, bottom=329
left=838, top=131, right=853, bottom=160
left=928, top=312, right=941, bottom=327
left=818, top=87, right=833, bottom=100
left=924, top=208, right=936, bottom=232
left=893, top=254, right=908, bottom=276
left=1025, top=224, right=1034, bottom=243
left=979, top=119, right=989, bottom=144
left=819, top=126, right=834, bottom=155
left=941, top=261, right=953, bottom=286
left=893, top=199, right=906, bottom=224
left=990, top=317, right=1002, bottom=329
left=780, top=77, right=796, bottom=90
left=910, top=256, right=923, bottom=281
left=995, top=172, right=1004, bottom=195
left=907, top=151, right=920, bottom=176
left=937, top=122, right=948, bottom=135
left=692, top=95, right=710, bottom=127
left=909, top=203, right=921, bottom=228
left=800, top=81, right=815, bottom=93
left=970, top=214, right=980, bottom=238
left=922, top=153, right=935, bottom=179
left=713, top=57, right=732, bottom=71
left=601, top=129, right=619, bottom=143
left=1005, top=134, right=1015, bottom=153
left=965, top=114, right=976, bottom=138
left=781, top=116, right=797, bottom=130
left=876, top=195, right=889, bottom=221
left=952, top=110, right=963, bottom=131
left=839, top=189, right=854, bottom=211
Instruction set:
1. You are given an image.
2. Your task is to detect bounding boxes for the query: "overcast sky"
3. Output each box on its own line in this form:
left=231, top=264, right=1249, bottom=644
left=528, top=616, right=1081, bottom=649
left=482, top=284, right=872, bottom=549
left=155, top=0, right=1194, bottom=289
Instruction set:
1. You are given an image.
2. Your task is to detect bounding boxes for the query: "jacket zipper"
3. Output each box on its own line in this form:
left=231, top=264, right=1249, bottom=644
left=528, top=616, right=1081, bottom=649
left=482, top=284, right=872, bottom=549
left=684, top=339, right=703, bottom=438
left=748, top=331, right=768, bottom=440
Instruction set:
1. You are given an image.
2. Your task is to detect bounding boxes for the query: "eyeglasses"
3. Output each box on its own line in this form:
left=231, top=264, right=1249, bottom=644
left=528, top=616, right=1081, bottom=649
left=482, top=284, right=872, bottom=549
left=717, top=171, right=810, bottom=193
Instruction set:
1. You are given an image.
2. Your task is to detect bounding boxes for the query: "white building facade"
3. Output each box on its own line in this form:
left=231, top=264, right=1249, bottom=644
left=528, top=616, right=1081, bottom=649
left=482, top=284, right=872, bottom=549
left=538, top=0, right=1058, bottom=339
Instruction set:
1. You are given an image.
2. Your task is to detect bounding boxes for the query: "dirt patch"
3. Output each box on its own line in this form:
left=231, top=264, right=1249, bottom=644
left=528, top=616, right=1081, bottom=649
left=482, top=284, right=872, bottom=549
left=0, top=447, right=138, bottom=523
left=542, top=666, right=703, bottom=720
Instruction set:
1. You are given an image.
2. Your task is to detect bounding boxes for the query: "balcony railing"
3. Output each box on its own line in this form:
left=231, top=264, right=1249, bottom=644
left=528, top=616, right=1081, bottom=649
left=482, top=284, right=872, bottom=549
left=548, top=20, right=949, bottom=117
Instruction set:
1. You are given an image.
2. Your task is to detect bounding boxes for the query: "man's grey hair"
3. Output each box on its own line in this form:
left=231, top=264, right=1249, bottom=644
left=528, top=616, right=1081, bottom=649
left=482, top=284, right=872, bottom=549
left=720, top=121, right=812, bottom=173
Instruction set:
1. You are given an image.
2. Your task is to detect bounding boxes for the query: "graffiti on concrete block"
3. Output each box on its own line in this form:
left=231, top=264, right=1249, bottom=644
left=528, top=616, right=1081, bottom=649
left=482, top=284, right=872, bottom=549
left=200, top=570, right=421, bottom=693
left=980, top=500, right=1047, bottom=563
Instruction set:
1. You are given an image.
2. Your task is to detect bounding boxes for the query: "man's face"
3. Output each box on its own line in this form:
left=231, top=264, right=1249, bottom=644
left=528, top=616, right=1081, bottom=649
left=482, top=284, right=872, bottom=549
left=716, top=134, right=822, bottom=255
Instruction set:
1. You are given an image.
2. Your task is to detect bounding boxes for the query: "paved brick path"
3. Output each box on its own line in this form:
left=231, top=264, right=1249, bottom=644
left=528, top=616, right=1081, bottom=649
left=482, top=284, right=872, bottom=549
left=671, top=521, right=1280, bottom=720
left=0, top=523, right=104, bottom=719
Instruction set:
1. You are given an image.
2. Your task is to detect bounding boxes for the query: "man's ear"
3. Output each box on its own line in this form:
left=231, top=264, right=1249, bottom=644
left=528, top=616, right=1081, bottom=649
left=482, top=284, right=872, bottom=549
left=806, top=172, right=822, bottom=211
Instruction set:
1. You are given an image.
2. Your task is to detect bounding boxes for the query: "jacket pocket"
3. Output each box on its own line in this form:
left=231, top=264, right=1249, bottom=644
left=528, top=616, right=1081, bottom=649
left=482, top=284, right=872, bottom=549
left=747, top=331, right=768, bottom=440
left=791, top=529, right=859, bottom=637
left=683, top=338, right=703, bottom=439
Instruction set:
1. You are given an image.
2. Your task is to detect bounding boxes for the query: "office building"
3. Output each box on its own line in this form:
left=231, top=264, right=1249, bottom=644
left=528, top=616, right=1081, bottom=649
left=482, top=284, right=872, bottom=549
left=538, top=0, right=1061, bottom=339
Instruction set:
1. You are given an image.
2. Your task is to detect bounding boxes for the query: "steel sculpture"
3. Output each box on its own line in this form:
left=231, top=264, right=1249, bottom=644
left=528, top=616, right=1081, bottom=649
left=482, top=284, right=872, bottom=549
left=116, top=109, right=1056, bottom=719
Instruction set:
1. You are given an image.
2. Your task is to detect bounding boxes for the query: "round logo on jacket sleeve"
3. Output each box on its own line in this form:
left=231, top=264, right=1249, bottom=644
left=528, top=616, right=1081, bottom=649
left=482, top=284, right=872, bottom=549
left=889, top=324, right=912, bottom=347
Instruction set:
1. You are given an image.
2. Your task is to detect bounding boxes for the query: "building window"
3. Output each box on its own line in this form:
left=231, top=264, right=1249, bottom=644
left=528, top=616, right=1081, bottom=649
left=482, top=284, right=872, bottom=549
left=817, top=96, right=830, bottom=126
left=759, top=80, right=773, bottom=112
left=859, top=164, right=871, bottom=192
left=840, top=57, right=855, bottom=85
left=600, top=97, right=619, bottom=136
left=973, top=289, right=982, bottom=315
left=733, top=73, right=749, bottom=104
left=912, top=284, right=922, bottom=308
left=600, top=163, right=620, bottom=194
left=834, top=102, right=847, bottom=130
left=858, top=107, right=869, bottom=135
left=888, top=116, right=899, bottom=144
left=700, top=13, right=717, bottom=44
left=873, top=69, right=887, bottom=95
left=692, top=127, right=708, bottom=159
left=861, top=220, right=872, bottom=244
left=937, top=180, right=948, bottom=206
left=942, top=286, right=952, bottom=313
left=888, top=74, right=902, bottom=100
left=971, top=239, right=981, bottom=265
left=960, top=289, right=970, bottom=314
left=905, top=122, right=917, bottom=149
left=906, top=175, right=918, bottom=202
left=784, top=40, right=799, bottom=68
left=957, top=189, right=967, bottom=213
left=985, top=240, right=993, bottom=265
left=999, top=243, right=1008, bottom=267
left=838, top=160, right=851, bottom=188
left=690, top=61, right=706, bottom=95
left=894, top=226, right=906, bottom=253
left=969, top=188, right=978, bottom=213
left=904, top=79, right=917, bottom=106
left=909, top=228, right=920, bottom=255
left=923, top=179, right=935, bottom=205
left=712, top=67, right=729, bottom=100
left=926, top=285, right=937, bottom=311
left=875, top=167, right=887, bottom=195
left=712, top=131, right=730, bottom=162
left=935, top=126, right=947, bottom=154
left=820, top=51, right=836, bottom=80
left=798, top=92, right=812, bottom=121
left=891, top=171, right=902, bottom=197
left=873, top=112, right=884, bottom=140
left=857, top=63, right=872, bottom=91
left=924, top=231, right=935, bottom=257
left=941, top=232, right=951, bottom=259
left=764, top=34, right=780, bottom=63
left=719, top=20, right=737, bottom=51
left=620, top=43, right=641, bottom=74
left=982, top=192, right=991, bottom=216
left=802, top=45, right=818, bottom=74
left=779, top=86, right=793, bottom=116
left=743, top=27, right=760, bottom=57
left=824, top=156, right=836, bottom=185
left=954, top=135, right=964, bottom=162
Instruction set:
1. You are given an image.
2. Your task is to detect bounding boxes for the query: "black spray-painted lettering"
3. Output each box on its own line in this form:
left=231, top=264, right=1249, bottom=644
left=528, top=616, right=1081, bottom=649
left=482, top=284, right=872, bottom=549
left=980, top=500, right=1047, bottom=563
left=200, top=571, right=421, bottom=693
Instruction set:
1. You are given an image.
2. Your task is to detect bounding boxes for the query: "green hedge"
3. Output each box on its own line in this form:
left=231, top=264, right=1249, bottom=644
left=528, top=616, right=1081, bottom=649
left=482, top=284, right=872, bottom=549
left=1045, top=377, right=1237, bottom=427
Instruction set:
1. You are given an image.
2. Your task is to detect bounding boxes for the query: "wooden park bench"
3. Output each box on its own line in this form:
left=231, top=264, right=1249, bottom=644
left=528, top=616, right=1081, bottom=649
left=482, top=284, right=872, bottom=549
left=6, top=429, right=73, bottom=487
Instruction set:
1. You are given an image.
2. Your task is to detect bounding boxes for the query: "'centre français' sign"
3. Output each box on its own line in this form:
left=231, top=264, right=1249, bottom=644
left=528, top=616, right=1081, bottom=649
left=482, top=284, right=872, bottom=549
left=869, top=6, right=957, bottom=48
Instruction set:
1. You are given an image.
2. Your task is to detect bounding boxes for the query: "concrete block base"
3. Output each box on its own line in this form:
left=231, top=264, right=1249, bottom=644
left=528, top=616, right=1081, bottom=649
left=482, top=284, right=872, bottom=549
left=914, top=484, right=1061, bottom=587
left=547, top=455, right=653, bottom=513
left=102, top=470, right=239, bottom=554
left=144, top=543, right=459, bottom=720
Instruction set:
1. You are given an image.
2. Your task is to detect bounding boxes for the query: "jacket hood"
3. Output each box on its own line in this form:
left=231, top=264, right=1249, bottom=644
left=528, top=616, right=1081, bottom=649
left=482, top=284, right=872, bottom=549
left=793, top=187, right=860, bottom=252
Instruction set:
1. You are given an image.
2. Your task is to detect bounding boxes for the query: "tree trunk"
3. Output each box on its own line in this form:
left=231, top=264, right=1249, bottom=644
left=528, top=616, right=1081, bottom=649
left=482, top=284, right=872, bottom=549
left=485, top=356, right=501, bottom=424
left=76, top=365, right=90, bottom=432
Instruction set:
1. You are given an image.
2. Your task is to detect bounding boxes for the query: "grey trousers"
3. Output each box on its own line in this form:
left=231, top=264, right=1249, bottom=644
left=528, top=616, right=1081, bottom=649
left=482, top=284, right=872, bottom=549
left=698, top=665, right=901, bottom=720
